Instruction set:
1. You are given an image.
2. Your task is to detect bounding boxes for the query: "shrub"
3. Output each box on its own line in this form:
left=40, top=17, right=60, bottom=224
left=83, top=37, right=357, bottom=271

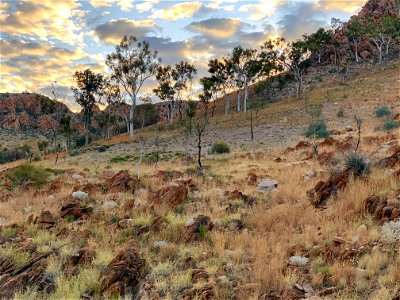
left=336, top=107, right=345, bottom=118
left=32, top=154, right=41, bottom=162
left=375, top=106, right=391, bottom=118
left=345, top=153, right=371, bottom=176
left=383, top=120, right=399, bottom=132
left=7, top=164, right=50, bottom=187
left=211, top=142, right=230, bottom=154
left=305, top=121, right=329, bottom=139
left=111, top=215, right=120, bottom=224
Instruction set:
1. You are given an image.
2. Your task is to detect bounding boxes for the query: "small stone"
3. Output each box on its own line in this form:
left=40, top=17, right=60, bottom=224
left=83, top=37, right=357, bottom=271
left=288, top=256, right=309, bottom=266
left=256, top=179, right=278, bottom=193
left=102, top=200, right=118, bottom=209
left=72, top=191, right=88, bottom=201
left=118, top=219, right=134, bottom=228
left=72, top=174, right=84, bottom=180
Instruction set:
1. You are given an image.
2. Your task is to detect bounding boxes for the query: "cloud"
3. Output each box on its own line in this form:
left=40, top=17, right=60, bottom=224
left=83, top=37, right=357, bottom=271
left=0, top=39, right=89, bottom=60
left=136, top=0, right=160, bottom=12
left=89, top=0, right=134, bottom=11
left=277, top=2, right=329, bottom=41
left=0, top=39, right=104, bottom=110
left=0, top=0, right=86, bottom=46
left=92, top=18, right=160, bottom=44
left=151, top=1, right=202, bottom=21
left=315, top=0, right=364, bottom=14
left=185, top=18, right=243, bottom=39
left=238, top=0, right=283, bottom=20
left=206, top=0, right=237, bottom=11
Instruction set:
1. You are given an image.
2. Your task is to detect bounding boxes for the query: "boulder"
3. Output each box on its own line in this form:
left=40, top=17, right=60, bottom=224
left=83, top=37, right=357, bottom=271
left=118, top=219, right=134, bottom=228
left=225, top=190, right=257, bottom=206
left=148, top=183, right=188, bottom=210
left=256, top=179, right=279, bottom=194
left=74, top=183, right=103, bottom=195
left=375, top=147, right=400, bottom=169
left=191, top=269, right=210, bottom=283
left=36, top=210, right=55, bottom=229
left=60, top=199, right=93, bottom=219
left=71, top=191, right=88, bottom=201
left=365, top=195, right=400, bottom=221
left=106, top=170, right=136, bottom=193
left=182, top=215, right=213, bottom=243
left=100, top=240, right=145, bottom=296
left=288, top=256, right=309, bottom=266
left=307, top=168, right=353, bottom=206
left=70, top=247, right=95, bottom=265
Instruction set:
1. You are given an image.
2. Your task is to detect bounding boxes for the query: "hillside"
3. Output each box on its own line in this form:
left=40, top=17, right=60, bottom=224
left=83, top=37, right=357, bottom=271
left=0, top=55, right=399, bottom=299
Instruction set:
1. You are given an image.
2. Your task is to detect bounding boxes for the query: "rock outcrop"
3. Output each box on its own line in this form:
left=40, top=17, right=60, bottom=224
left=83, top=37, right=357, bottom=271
left=100, top=240, right=145, bottom=296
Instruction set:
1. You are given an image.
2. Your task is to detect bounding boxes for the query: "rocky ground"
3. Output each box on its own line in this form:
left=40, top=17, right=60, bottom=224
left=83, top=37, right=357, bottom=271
left=0, top=62, right=399, bottom=300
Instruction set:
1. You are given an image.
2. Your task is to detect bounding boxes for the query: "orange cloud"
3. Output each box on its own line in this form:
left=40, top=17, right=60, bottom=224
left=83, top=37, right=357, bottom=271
left=151, top=1, right=202, bottom=21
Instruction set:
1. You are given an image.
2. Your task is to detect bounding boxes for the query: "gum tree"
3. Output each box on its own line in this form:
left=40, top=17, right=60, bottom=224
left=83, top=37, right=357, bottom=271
left=71, top=69, right=104, bottom=145
left=106, top=36, right=160, bottom=137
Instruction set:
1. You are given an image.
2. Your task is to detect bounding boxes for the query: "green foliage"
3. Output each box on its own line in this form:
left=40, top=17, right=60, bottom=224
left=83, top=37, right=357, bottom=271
left=383, top=119, right=400, bottom=132
left=37, top=141, right=49, bottom=152
left=345, top=153, right=371, bottom=177
left=305, top=121, right=329, bottom=139
left=40, top=96, right=56, bottom=114
left=111, top=215, right=121, bottom=224
left=7, top=164, right=50, bottom=187
left=198, top=224, right=207, bottom=239
left=211, top=141, right=230, bottom=154
left=375, top=106, right=391, bottom=118
left=65, top=215, right=76, bottom=223
left=336, top=107, right=345, bottom=118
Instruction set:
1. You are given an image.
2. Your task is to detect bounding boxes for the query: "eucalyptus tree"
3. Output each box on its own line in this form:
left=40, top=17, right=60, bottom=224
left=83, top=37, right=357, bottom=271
left=71, top=69, right=104, bottom=145
left=274, top=38, right=312, bottom=99
left=303, top=28, right=333, bottom=64
left=106, top=35, right=160, bottom=137
left=154, top=61, right=197, bottom=125
left=199, top=76, right=219, bottom=117
left=346, top=17, right=366, bottom=63
left=101, top=77, right=125, bottom=138
left=208, top=57, right=234, bottom=115
left=231, top=46, right=262, bottom=112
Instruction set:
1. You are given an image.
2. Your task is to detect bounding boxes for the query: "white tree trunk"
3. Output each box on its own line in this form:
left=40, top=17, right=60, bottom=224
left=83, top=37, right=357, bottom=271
left=244, top=83, right=248, bottom=112
left=355, top=41, right=359, bottom=63
left=224, top=92, right=229, bottom=116
left=129, top=105, right=134, bottom=137
left=237, top=89, right=241, bottom=112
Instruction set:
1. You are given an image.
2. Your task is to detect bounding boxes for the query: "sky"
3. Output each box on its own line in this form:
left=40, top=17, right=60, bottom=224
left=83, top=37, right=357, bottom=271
left=0, top=0, right=367, bottom=111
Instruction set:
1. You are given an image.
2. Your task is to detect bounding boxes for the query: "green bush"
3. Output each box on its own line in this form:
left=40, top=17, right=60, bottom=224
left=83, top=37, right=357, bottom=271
left=211, top=142, right=230, bottom=154
left=110, top=155, right=129, bottom=163
left=374, top=106, right=391, bottom=118
left=32, top=155, right=41, bottom=162
left=7, top=164, right=50, bottom=187
left=336, top=107, right=345, bottom=118
left=111, top=215, right=121, bottom=224
left=383, top=119, right=400, bottom=132
left=305, top=121, right=329, bottom=139
left=345, top=153, right=371, bottom=177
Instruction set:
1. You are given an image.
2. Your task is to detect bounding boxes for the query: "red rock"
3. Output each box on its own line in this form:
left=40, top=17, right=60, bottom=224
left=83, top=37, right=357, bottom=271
left=307, top=168, right=353, bottom=206
left=375, top=147, right=400, bottom=169
left=106, top=170, right=136, bottom=193
left=70, top=247, right=95, bottom=265
left=181, top=215, right=213, bottom=243
left=319, top=137, right=337, bottom=147
left=295, top=140, right=310, bottom=150
left=365, top=194, right=400, bottom=221
left=60, top=198, right=93, bottom=219
left=100, top=240, right=145, bottom=296
left=148, top=183, right=188, bottom=210
left=225, top=190, right=257, bottom=206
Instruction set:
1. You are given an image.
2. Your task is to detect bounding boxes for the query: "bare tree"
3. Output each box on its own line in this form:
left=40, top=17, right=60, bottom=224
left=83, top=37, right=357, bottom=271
left=195, top=109, right=209, bottom=176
